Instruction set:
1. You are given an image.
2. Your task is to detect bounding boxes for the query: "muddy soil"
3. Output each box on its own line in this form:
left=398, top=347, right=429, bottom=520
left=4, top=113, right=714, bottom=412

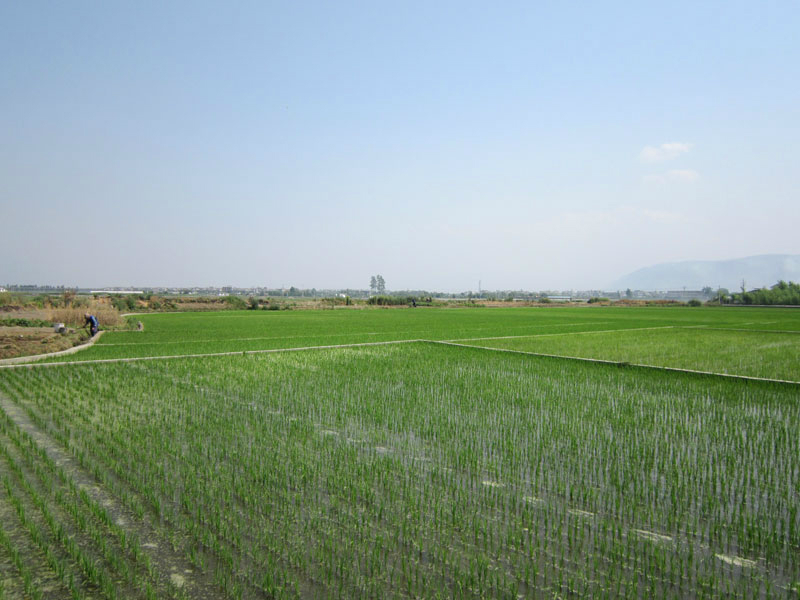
left=0, top=326, right=88, bottom=359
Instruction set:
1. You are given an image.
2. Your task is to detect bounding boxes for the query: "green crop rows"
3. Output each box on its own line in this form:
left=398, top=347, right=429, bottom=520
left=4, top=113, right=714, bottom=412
left=2, top=307, right=799, bottom=597
left=49, top=306, right=669, bottom=361
left=0, top=394, right=180, bottom=599
left=2, top=336, right=799, bottom=598
left=457, top=326, right=800, bottom=381
left=36, top=306, right=800, bottom=382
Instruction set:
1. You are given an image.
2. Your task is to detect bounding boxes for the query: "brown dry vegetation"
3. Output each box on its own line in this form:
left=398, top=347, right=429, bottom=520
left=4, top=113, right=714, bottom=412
left=480, top=300, right=588, bottom=308
left=0, top=326, right=89, bottom=360
left=0, top=297, right=121, bottom=360
left=1, top=294, right=123, bottom=326
left=614, top=299, right=683, bottom=306
left=48, top=305, right=122, bottom=327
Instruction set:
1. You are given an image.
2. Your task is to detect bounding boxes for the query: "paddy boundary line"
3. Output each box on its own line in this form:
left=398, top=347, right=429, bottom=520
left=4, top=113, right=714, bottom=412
left=0, top=338, right=425, bottom=369
left=429, top=340, right=800, bottom=386
left=2, top=334, right=798, bottom=386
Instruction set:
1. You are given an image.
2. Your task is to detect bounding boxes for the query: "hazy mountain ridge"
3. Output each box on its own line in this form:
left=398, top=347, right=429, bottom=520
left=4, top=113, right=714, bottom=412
left=612, top=254, right=800, bottom=291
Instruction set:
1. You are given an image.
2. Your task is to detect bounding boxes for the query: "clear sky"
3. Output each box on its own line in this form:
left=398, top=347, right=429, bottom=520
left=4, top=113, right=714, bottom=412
left=2, top=1, right=799, bottom=291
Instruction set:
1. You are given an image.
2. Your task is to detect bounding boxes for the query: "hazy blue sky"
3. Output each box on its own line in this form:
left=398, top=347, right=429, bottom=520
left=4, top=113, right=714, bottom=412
left=2, top=1, right=799, bottom=291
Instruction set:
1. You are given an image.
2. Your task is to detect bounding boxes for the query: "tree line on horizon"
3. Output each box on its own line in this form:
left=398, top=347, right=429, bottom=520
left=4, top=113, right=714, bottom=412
left=730, top=280, right=800, bottom=305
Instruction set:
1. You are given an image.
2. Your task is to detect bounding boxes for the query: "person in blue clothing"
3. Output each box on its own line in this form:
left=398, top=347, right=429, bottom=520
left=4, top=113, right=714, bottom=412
left=83, top=313, right=99, bottom=337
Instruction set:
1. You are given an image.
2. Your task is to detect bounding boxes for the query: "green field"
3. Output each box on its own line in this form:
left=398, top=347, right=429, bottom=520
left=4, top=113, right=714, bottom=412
left=1, top=307, right=799, bottom=598
left=43, top=306, right=800, bottom=381
left=457, top=325, right=800, bottom=381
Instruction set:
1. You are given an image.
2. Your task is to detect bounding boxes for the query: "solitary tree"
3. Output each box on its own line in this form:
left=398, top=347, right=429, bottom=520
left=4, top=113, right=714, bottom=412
left=370, top=276, right=377, bottom=295
left=376, top=275, right=386, bottom=294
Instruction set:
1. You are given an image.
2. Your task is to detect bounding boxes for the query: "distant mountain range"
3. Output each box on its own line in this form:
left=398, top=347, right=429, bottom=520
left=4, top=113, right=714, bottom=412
left=611, top=254, right=800, bottom=291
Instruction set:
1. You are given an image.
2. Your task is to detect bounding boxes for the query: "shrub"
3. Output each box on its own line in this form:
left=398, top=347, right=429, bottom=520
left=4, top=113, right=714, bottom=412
left=688, top=298, right=702, bottom=307
left=367, top=295, right=416, bottom=306
left=0, top=317, right=51, bottom=327
left=222, top=296, right=247, bottom=310
left=110, top=295, right=139, bottom=311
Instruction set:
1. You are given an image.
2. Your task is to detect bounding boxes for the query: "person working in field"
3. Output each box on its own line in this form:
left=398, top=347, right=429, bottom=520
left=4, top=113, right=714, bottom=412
left=83, top=313, right=99, bottom=337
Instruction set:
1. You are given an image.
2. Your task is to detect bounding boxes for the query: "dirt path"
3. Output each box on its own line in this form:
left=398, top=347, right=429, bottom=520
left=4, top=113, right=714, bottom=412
left=0, top=392, right=224, bottom=599
left=0, top=337, right=424, bottom=369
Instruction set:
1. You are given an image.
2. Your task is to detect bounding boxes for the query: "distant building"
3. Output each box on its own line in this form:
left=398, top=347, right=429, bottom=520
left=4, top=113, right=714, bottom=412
left=666, top=290, right=708, bottom=300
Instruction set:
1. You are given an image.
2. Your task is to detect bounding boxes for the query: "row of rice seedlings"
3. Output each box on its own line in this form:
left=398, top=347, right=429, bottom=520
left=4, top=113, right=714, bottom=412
left=142, top=350, right=800, bottom=596
left=6, top=366, right=544, bottom=596
left=0, top=418, right=118, bottom=598
left=0, top=397, right=180, bottom=599
left=2, top=371, right=281, bottom=598
left=0, top=372, right=732, bottom=596
left=0, top=356, right=776, bottom=596
left=0, top=506, right=44, bottom=600
left=124, top=360, right=551, bottom=596
left=2, top=343, right=798, bottom=597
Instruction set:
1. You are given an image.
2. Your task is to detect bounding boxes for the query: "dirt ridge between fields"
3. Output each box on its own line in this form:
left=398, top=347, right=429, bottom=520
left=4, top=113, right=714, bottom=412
left=0, top=338, right=425, bottom=369
left=429, top=340, right=800, bottom=385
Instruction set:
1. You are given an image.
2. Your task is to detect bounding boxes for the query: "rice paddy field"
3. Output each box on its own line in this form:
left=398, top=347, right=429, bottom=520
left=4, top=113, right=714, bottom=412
left=0, top=306, right=798, bottom=598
